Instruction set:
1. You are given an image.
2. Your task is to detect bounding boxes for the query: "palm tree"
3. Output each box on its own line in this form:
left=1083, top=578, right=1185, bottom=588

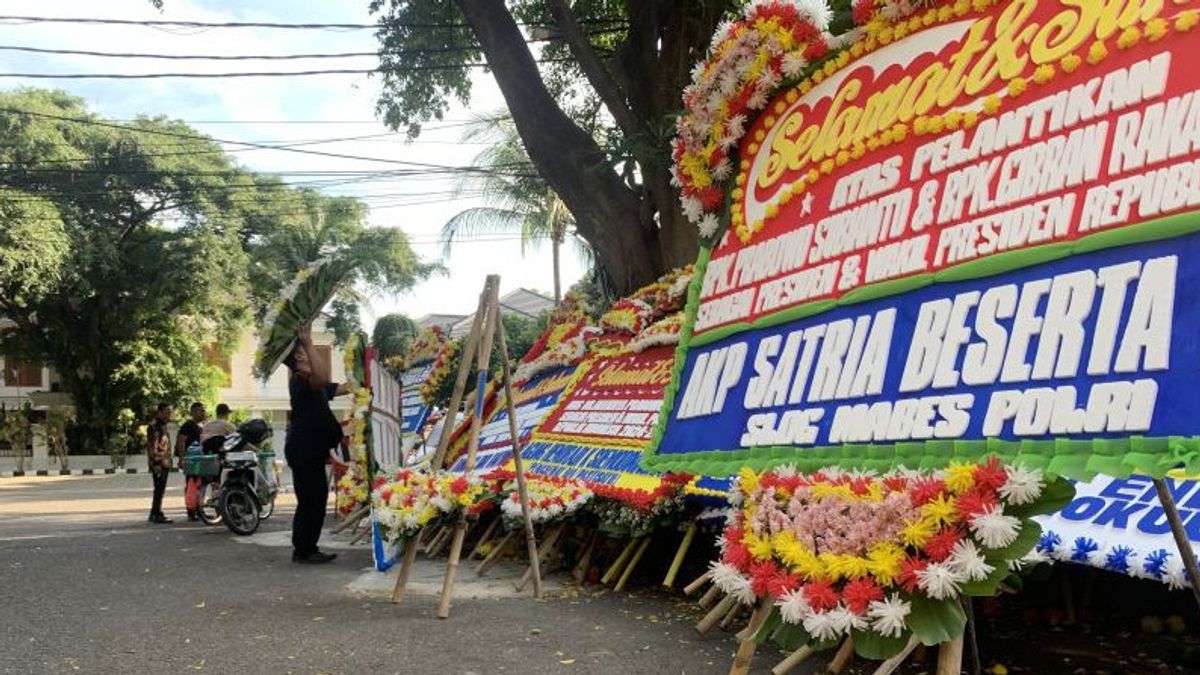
left=440, top=112, right=589, bottom=303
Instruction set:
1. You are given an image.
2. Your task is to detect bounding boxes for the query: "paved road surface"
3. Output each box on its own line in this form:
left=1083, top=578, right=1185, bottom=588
left=0, top=474, right=759, bottom=675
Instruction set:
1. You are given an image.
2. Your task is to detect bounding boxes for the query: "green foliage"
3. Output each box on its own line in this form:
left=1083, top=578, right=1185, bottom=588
left=0, top=189, right=68, bottom=308
left=906, top=595, right=967, bottom=647
left=372, top=314, right=420, bottom=361
left=0, top=403, right=33, bottom=471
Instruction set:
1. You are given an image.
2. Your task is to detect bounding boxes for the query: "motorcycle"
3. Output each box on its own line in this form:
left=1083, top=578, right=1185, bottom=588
left=196, top=419, right=278, bottom=536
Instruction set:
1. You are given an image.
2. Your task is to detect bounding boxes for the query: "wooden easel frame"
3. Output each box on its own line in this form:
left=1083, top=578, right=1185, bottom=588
left=390, top=275, right=542, bottom=617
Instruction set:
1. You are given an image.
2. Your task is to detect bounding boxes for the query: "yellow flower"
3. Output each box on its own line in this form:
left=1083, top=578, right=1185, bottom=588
left=1145, top=18, right=1169, bottom=42
left=962, top=111, right=980, bottom=129
left=1033, top=64, right=1055, bottom=84
left=972, top=0, right=991, bottom=12
left=867, top=542, right=906, bottom=585
left=922, top=494, right=959, bottom=527
left=1007, top=77, right=1028, bottom=98
left=1087, top=40, right=1108, bottom=65
left=944, top=462, right=976, bottom=493
left=944, top=112, right=962, bottom=130
left=901, top=517, right=938, bottom=547
left=982, top=95, right=1002, bottom=115
left=747, top=531, right=774, bottom=561
left=1117, top=26, right=1141, bottom=49
left=821, top=553, right=870, bottom=581
left=737, top=467, right=759, bottom=497
left=1060, top=54, right=1082, bottom=73
left=1177, top=11, right=1200, bottom=32
left=806, top=168, right=820, bottom=184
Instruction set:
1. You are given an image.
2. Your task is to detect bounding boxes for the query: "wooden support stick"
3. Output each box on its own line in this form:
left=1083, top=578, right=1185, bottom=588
left=729, top=598, right=772, bottom=675
left=1153, top=477, right=1200, bottom=612
left=390, top=539, right=420, bottom=604
left=469, top=517, right=501, bottom=560
left=771, top=646, right=815, bottom=675
left=572, top=531, right=598, bottom=583
left=719, top=601, right=744, bottom=631
left=494, top=303, right=543, bottom=598
left=331, top=505, right=369, bottom=534
left=663, top=523, right=697, bottom=588
left=476, top=530, right=515, bottom=577
left=614, top=536, right=652, bottom=592
left=825, top=636, right=855, bottom=674
left=696, top=596, right=735, bottom=636
left=517, top=523, right=565, bottom=592
left=432, top=520, right=471, bottom=558
left=601, top=538, right=639, bottom=585
left=683, top=570, right=713, bottom=596
left=436, top=520, right=468, bottom=619
left=871, top=636, right=920, bottom=675
left=698, top=583, right=723, bottom=609
left=429, top=289, right=487, bottom=470
left=963, top=597, right=981, bottom=675
left=935, top=636, right=964, bottom=675
left=425, top=527, right=451, bottom=557
left=349, top=525, right=372, bottom=545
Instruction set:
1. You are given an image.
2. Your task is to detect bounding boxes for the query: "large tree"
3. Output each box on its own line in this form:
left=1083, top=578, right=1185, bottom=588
left=0, top=89, right=433, bottom=450
left=371, top=0, right=738, bottom=294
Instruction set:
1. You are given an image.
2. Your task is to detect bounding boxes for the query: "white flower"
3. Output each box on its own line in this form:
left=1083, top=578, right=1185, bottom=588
left=802, top=609, right=842, bottom=641
left=712, top=157, right=732, bottom=181
left=747, top=91, right=768, bottom=110
left=1021, top=548, right=1050, bottom=566
left=781, top=51, right=808, bottom=79
left=776, top=588, right=811, bottom=624
left=709, top=562, right=755, bottom=604
left=867, top=594, right=911, bottom=638
left=916, top=561, right=964, bottom=600
left=1164, top=557, right=1189, bottom=591
left=713, top=18, right=737, bottom=43
left=727, top=114, right=748, bottom=138
left=791, top=0, right=833, bottom=30
left=719, top=70, right=741, bottom=95
left=969, top=506, right=1021, bottom=549
left=828, top=605, right=868, bottom=633
left=699, top=213, right=721, bottom=238
left=681, top=195, right=704, bottom=223
left=948, top=540, right=995, bottom=582
left=690, top=61, right=706, bottom=83
left=1000, top=465, right=1044, bottom=505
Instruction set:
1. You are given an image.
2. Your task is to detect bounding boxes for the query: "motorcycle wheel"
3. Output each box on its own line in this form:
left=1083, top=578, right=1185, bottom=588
left=220, top=486, right=260, bottom=536
left=198, top=481, right=222, bottom=526
left=260, top=495, right=275, bottom=521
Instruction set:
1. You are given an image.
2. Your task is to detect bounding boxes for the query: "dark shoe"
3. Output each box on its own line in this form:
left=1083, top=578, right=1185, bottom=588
left=292, top=550, right=337, bottom=564
left=186, top=511, right=199, bottom=522
left=150, top=514, right=173, bottom=524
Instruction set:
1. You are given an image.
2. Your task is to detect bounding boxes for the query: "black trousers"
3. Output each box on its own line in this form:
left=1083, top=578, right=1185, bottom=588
left=290, top=460, right=328, bottom=556
left=150, top=468, right=168, bottom=517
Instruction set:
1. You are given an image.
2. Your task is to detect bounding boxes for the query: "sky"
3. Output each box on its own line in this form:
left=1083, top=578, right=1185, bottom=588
left=0, top=0, right=586, bottom=326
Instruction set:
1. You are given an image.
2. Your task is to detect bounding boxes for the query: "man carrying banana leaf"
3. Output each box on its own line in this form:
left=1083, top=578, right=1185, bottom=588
left=283, top=324, right=352, bottom=564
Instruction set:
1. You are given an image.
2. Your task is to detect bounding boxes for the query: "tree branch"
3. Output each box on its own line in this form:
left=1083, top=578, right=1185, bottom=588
left=544, top=0, right=645, bottom=142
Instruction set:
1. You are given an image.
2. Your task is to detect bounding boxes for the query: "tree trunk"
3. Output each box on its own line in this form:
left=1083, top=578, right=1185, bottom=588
left=552, top=234, right=562, bottom=304
left=454, top=0, right=661, bottom=295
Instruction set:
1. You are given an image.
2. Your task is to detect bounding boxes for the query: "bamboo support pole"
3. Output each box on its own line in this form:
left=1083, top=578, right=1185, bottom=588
left=871, top=636, right=920, bottom=675
left=729, top=598, right=772, bottom=675
left=469, top=517, right=501, bottom=560
left=432, top=520, right=471, bottom=558
left=572, top=531, right=598, bottom=583
left=331, top=504, right=369, bottom=534
left=424, top=527, right=451, bottom=557
left=698, top=583, right=722, bottom=609
left=494, top=302, right=543, bottom=599
left=663, top=523, right=697, bottom=588
left=601, top=538, right=639, bottom=585
left=719, top=601, right=744, bottom=631
left=390, top=539, right=420, bottom=604
left=772, top=646, right=815, bottom=675
left=428, top=290, right=487, bottom=470
left=614, top=536, right=652, bottom=592
left=517, top=523, right=565, bottom=592
left=936, top=636, right=964, bottom=675
left=825, top=636, right=855, bottom=674
left=437, top=277, right=501, bottom=619
left=1153, top=477, right=1200, bottom=612
left=683, top=570, right=713, bottom=596
left=477, top=530, right=516, bottom=576
left=696, top=595, right=736, bottom=636
left=350, top=525, right=372, bottom=545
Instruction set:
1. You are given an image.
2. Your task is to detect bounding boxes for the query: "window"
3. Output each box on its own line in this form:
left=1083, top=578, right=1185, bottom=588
left=203, top=345, right=232, bottom=387
left=2, top=358, right=42, bottom=388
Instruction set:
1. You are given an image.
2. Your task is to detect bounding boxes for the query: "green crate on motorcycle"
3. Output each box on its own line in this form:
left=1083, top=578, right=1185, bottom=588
left=183, top=454, right=221, bottom=477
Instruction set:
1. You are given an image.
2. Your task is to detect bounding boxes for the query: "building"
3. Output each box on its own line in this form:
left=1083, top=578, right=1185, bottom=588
left=415, top=313, right=466, bottom=332
left=449, top=288, right=555, bottom=338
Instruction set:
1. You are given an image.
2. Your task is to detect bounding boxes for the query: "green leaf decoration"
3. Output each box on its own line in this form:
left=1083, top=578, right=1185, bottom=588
left=959, top=562, right=1011, bottom=597
left=852, top=628, right=911, bottom=660
left=770, top=622, right=813, bottom=652
left=254, top=257, right=357, bottom=381
left=906, top=595, right=966, bottom=646
left=753, top=606, right=783, bottom=645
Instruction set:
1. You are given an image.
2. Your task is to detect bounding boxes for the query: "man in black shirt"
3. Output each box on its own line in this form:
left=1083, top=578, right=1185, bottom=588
left=146, top=403, right=173, bottom=524
left=176, top=402, right=206, bottom=521
left=283, top=324, right=350, bottom=564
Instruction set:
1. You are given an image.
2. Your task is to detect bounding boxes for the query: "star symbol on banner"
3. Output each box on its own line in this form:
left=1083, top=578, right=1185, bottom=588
left=802, top=192, right=815, bottom=215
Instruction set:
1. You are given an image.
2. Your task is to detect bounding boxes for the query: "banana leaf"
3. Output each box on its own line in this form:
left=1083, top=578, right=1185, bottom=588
left=253, top=257, right=356, bottom=381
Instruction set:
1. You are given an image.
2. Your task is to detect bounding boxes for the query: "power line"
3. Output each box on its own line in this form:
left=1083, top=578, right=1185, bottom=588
left=0, top=15, right=626, bottom=30
left=0, top=57, right=575, bottom=78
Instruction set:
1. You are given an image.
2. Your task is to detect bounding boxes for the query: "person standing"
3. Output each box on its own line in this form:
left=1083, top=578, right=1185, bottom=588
left=176, top=402, right=206, bottom=521
left=283, top=324, right=349, bottom=564
left=201, top=403, right=236, bottom=445
left=146, top=403, right=174, bottom=524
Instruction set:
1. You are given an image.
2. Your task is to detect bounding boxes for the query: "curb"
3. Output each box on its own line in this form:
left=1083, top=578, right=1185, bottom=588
left=0, top=467, right=186, bottom=478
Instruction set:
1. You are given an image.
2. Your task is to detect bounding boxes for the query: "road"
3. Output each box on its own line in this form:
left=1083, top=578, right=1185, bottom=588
left=0, top=474, right=754, bottom=675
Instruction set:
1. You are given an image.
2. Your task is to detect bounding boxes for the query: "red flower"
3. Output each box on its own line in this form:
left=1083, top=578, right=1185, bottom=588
left=750, top=560, right=781, bottom=597
left=802, top=581, right=840, bottom=612
left=449, top=477, right=470, bottom=496
left=883, top=475, right=909, bottom=493
left=923, top=526, right=964, bottom=562
left=909, top=477, right=948, bottom=507
left=768, top=569, right=802, bottom=599
left=973, top=457, right=1008, bottom=493
left=852, top=0, right=875, bottom=25
left=849, top=477, right=872, bottom=496
left=372, top=476, right=387, bottom=490
left=842, top=578, right=884, bottom=615
left=898, top=557, right=928, bottom=593
left=380, top=488, right=393, bottom=502
left=955, top=488, right=999, bottom=521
